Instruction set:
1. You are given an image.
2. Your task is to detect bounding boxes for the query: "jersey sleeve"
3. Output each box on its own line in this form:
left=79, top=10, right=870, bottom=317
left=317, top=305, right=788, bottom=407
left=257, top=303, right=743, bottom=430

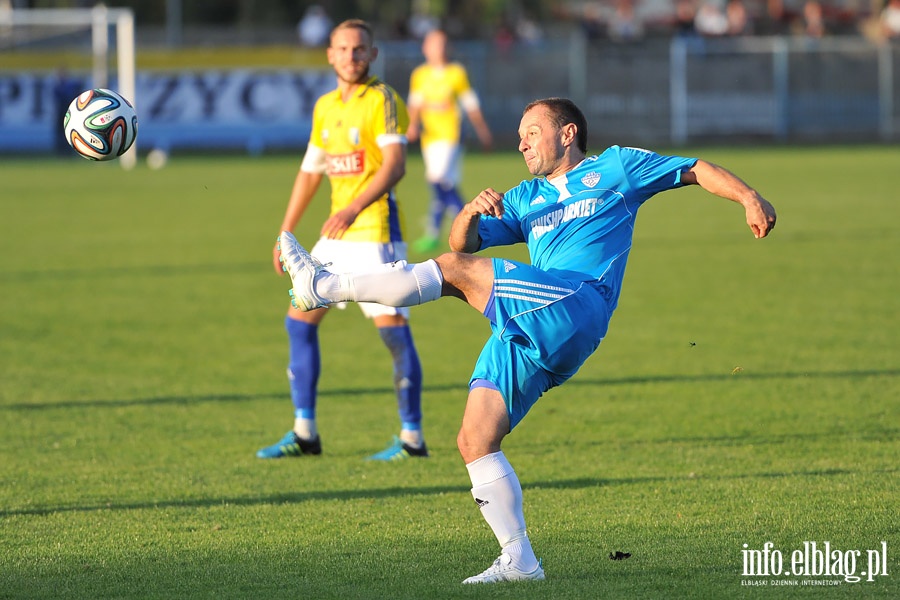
left=372, top=86, right=409, bottom=148
left=459, top=89, right=480, bottom=112
left=617, top=146, right=698, bottom=197
left=454, top=65, right=480, bottom=111
left=301, top=99, right=328, bottom=173
left=371, top=85, right=409, bottom=137
left=477, top=184, right=527, bottom=250
left=299, top=142, right=327, bottom=174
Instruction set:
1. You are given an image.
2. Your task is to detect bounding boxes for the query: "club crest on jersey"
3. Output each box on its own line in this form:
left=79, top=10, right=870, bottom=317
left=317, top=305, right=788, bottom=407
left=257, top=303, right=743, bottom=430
left=581, top=171, right=601, bottom=187
left=349, top=127, right=360, bottom=146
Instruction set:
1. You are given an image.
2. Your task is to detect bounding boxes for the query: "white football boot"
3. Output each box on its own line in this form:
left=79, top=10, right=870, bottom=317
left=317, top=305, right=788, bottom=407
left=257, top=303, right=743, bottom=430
left=462, top=553, right=545, bottom=584
left=278, top=231, right=329, bottom=311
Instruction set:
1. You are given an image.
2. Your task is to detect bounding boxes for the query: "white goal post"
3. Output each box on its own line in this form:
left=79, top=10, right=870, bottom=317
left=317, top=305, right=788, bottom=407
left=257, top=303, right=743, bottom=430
left=0, top=4, right=137, bottom=168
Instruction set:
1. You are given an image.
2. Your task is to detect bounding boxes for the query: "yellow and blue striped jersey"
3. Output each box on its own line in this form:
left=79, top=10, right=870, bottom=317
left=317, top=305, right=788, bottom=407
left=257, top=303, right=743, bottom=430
left=306, top=76, right=409, bottom=243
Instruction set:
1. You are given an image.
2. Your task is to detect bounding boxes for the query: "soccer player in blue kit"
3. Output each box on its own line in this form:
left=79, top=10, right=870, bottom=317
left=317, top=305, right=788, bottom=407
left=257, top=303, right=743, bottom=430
left=273, top=97, right=777, bottom=584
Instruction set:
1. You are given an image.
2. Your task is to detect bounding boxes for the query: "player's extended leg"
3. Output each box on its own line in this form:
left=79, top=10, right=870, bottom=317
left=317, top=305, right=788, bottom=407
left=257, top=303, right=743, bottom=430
left=367, top=314, right=429, bottom=461
left=256, top=306, right=327, bottom=458
left=458, top=386, right=544, bottom=584
left=278, top=231, right=494, bottom=314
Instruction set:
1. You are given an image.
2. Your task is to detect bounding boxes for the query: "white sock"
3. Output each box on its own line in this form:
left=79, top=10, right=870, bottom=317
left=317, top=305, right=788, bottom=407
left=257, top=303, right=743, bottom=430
left=293, top=418, right=317, bottom=440
left=399, top=428, right=423, bottom=449
left=466, top=451, right=539, bottom=572
left=316, top=260, right=443, bottom=307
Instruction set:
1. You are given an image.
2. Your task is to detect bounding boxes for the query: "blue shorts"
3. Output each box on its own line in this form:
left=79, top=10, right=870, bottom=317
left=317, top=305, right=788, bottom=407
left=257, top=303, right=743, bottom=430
left=470, top=258, right=611, bottom=430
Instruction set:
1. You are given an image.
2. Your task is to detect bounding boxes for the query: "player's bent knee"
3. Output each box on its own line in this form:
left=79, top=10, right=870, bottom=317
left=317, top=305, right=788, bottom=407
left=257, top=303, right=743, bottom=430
left=457, top=425, right=498, bottom=463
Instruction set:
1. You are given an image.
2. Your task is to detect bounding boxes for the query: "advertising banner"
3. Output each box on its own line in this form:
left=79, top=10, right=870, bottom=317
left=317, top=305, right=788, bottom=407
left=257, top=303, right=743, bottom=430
left=0, top=69, right=336, bottom=154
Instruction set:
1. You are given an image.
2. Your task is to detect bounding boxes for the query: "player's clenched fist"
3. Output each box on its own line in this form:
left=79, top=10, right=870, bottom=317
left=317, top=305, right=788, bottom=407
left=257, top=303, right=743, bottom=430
left=468, top=188, right=505, bottom=219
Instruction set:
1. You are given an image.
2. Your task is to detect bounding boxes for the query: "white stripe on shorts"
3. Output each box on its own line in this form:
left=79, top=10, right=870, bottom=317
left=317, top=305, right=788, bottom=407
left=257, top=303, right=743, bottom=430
left=494, top=278, right=571, bottom=304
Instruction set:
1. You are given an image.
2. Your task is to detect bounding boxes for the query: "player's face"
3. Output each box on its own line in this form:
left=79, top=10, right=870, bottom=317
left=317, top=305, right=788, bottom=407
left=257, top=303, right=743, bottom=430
left=327, top=26, right=376, bottom=85
left=422, top=31, right=447, bottom=64
left=517, top=106, right=566, bottom=178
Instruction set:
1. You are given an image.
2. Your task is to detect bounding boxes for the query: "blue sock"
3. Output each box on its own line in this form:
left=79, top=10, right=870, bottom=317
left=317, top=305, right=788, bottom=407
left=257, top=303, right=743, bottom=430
left=438, top=183, right=464, bottom=214
left=377, top=325, right=423, bottom=428
left=428, top=183, right=445, bottom=236
left=285, top=316, right=319, bottom=420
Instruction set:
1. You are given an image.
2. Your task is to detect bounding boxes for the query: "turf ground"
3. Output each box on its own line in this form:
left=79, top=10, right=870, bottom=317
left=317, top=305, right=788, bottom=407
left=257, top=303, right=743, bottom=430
left=0, top=145, right=897, bottom=599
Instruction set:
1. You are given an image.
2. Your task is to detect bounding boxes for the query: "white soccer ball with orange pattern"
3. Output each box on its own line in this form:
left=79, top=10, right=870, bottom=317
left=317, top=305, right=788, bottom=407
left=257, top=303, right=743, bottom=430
left=64, top=88, right=137, bottom=161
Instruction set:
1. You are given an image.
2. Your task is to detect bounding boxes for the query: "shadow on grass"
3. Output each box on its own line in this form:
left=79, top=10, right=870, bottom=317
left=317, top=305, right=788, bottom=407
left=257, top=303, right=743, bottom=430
left=565, top=367, right=900, bottom=388
left=0, top=261, right=265, bottom=283
left=3, top=468, right=886, bottom=519
left=0, top=386, right=465, bottom=411
left=3, top=367, right=896, bottom=412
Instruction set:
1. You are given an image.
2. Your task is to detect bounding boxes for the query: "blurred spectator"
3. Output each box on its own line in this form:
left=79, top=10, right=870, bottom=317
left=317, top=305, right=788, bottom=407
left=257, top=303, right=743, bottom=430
left=674, top=0, right=699, bottom=37
left=882, top=0, right=900, bottom=39
left=726, top=0, right=754, bottom=35
left=297, top=4, right=331, bottom=47
left=760, top=0, right=792, bottom=35
left=515, top=13, right=544, bottom=46
left=391, top=17, right=410, bottom=39
left=695, top=1, right=729, bottom=36
left=409, top=9, right=441, bottom=40
left=801, top=0, right=826, bottom=37
left=608, top=0, right=645, bottom=42
left=581, top=2, right=605, bottom=41
left=494, top=21, right=515, bottom=54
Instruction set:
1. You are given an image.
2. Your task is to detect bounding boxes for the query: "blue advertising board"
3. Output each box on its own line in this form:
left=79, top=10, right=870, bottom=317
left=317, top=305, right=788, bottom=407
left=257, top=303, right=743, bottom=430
left=0, top=69, right=336, bottom=154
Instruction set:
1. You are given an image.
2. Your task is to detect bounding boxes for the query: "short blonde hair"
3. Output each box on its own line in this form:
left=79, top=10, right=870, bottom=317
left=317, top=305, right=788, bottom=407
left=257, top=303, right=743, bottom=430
left=329, top=19, right=374, bottom=46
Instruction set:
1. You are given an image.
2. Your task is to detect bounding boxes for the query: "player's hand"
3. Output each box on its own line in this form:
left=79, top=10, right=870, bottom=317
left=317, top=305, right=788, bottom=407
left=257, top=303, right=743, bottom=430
left=272, top=238, right=285, bottom=275
left=467, top=188, right=505, bottom=219
left=745, top=196, right=777, bottom=239
left=321, top=207, right=360, bottom=239
left=406, top=125, right=419, bottom=144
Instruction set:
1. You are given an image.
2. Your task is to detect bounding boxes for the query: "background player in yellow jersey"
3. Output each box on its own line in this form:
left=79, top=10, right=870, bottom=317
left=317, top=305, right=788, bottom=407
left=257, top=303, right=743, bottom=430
left=406, top=29, right=493, bottom=252
left=258, top=19, right=428, bottom=461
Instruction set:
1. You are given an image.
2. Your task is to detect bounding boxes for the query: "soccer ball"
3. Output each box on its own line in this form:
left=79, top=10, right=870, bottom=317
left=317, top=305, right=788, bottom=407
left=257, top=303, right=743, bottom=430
left=64, top=88, right=138, bottom=161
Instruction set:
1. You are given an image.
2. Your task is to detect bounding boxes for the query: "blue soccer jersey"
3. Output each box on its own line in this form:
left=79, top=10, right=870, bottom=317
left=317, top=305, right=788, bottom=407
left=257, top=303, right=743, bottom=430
left=478, top=146, right=698, bottom=310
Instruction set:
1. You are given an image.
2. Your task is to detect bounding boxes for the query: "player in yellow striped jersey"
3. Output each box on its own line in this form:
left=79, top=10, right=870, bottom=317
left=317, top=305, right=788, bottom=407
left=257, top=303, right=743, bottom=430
left=407, top=29, right=493, bottom=252
left=260, top=19, right=428, bottom=461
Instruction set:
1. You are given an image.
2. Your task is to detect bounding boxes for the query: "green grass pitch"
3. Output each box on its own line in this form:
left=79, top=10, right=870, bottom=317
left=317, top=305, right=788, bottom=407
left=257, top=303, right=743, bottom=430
left=0, top=145, right=897, bottom=599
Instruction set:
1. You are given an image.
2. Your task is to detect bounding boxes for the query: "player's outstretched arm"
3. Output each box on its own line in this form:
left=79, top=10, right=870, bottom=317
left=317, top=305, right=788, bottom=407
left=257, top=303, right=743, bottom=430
left=682, top=159, right=777, bottom=239
left=449, top=188, right=504, bottom=253
left=467, top=107, right=493, bottom=151
left=406, top=104, right=421, bottom=144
